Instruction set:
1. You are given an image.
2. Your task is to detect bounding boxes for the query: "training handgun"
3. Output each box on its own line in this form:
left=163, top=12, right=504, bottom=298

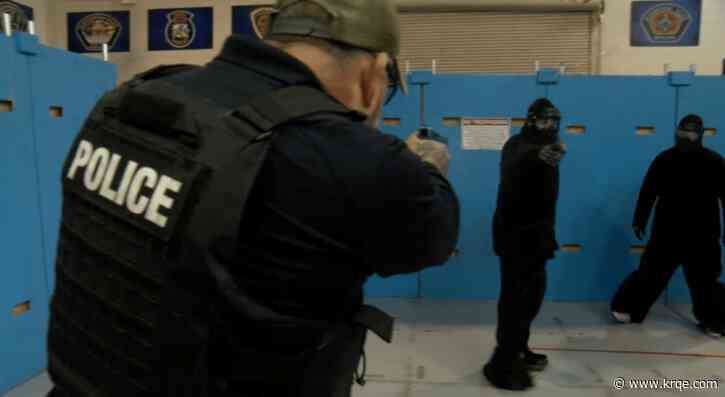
left=417, top=127, right=449, bottom=145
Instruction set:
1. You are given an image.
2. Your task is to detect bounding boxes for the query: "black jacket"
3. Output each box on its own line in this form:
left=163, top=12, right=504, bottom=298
left=492, top=126, right=560, bottom=260
left=634, top=146, right=725, bottom=245
left=164, top=36, right=460, bottom=320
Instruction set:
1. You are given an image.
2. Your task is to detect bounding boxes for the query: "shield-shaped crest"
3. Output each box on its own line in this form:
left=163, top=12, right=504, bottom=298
left=165, top=10, right=196, bottom=49
left=76, top=13, right=122, bottom=51
left=0, top=1, right=29, bottom=32
left=250, top=7, right=275, bottom=39
left=641, top=4, right=692, bottom=43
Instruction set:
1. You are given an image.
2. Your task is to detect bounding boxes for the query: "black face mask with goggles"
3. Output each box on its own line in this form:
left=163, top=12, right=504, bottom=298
left=529, top=107, right=561, bottom=140
left=674, top=116, right=705, bottom=151
left=675, top=126, right=704, bottom=150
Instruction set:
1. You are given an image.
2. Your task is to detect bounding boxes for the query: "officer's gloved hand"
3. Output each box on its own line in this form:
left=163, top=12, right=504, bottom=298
left=538, top=142, right=567, bottom=167
left=406, top=131, right=450, bottom=177
left=633, top=226, right=645, bottom=241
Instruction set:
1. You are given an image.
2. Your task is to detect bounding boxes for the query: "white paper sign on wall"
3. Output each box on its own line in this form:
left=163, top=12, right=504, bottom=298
left=461, top=118, right=511, bottom=151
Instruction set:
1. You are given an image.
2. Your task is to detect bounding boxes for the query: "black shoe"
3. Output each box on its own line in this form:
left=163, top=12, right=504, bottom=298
left=611, top=310, right=632, bottom=324
left=483, top=362, right=534, bottom=391
left=699, top=323, right=725, bottom=337
left=523, top=349, right=548, bottom=372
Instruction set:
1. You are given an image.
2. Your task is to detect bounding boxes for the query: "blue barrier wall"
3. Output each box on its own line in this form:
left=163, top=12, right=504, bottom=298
left=0, top=32, right=49, bottom=397
left=369, top=70, right=725, bottom=303
left=0, top=32, right=115, bottom=395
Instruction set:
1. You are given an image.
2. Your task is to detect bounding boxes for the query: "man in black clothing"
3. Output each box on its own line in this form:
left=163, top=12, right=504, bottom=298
left=611, top=114, right=725, bottom=337
left=484, top=98, right=566, bottom=391
left=46, top=1, right=460, bottom=396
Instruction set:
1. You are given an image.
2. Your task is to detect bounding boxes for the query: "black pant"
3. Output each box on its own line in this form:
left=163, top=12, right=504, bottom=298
left=611, top=238, right=723, bottom=325
left=48, top=325, right=366, bottom=397
left=211, top=323, right=366, bottom=397
left=493, top=256, right=548, bottom=363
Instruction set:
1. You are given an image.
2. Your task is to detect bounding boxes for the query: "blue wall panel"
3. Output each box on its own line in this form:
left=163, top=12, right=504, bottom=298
left=0, top=33, right=51, bottom=396
left=29, top=46, right=116, bottom=294
left=677, top=76, right=725, bottom=138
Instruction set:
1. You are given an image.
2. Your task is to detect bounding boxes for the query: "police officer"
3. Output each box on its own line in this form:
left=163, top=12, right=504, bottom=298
left=46, top=1, right=460, bottom=396
left=611, top=114, right=725, bottom=337
left=485, top=98, right=566, bottom=391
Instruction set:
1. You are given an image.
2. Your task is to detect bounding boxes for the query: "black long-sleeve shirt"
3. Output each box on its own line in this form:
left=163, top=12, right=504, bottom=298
left=492, top=128, right=560, bottom=260
left=165, top=36, right=460, bottom=320
left=633, top=147, right=725, bottom=244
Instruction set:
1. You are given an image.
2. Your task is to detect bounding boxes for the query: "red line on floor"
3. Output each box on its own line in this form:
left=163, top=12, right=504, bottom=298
left=532, top=347, right=725, bottom=359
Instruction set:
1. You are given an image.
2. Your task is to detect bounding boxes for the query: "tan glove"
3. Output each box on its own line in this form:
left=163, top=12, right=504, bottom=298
left=406, top=132, right=451, bottom=177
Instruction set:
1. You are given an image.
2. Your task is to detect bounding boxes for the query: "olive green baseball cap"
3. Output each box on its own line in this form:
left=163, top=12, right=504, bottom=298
left=269, top=0, right=408, bottom=97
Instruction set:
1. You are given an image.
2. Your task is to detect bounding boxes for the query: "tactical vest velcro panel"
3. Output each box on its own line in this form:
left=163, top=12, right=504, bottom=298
left=48, top=64, right=392, bottom=397
left=50, top=66, right=209, bottom=397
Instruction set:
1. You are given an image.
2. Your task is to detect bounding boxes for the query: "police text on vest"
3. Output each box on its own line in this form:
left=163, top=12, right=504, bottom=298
left=67, top=140, right=182, bottom=228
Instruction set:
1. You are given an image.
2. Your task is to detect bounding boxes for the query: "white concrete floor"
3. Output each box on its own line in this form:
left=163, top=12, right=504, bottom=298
left=5, top=300, right=725, bottom=396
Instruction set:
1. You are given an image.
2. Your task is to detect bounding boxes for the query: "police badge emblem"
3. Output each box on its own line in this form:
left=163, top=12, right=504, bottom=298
left=0, top=1, right=29, bottom=32
left=165, top=10, right=196, bottom=49
left=76, top=13, right=121, bottom=51
left=641, top=4, right=692, bottom=43
left=250, top=7, right=275, bottom=39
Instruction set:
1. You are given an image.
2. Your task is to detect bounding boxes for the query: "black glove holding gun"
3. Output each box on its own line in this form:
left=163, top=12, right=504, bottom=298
left=529, top=100, right=567, bottom=167
left=538, top=141, right=567, bottom=167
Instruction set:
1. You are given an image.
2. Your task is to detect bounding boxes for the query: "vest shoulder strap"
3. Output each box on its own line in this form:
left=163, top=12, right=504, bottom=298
left=130, top=64, right=201, bottom=84
left=233, top=85, right=366, bottom=132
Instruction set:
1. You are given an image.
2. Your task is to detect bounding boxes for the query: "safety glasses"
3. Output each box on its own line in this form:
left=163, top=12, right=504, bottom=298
left=359, top=49, right=408, bottom=105
left=384, top=57, right=407, bottom=105
left=676, top=129, right=700, bottom=141
left=535, top=118, right=559, bottom=131
left=385, top=59, right=400, bottom=105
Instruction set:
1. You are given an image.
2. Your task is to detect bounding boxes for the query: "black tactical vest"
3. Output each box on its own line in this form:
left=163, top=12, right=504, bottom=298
left=47, top=65, right=394, bottom=397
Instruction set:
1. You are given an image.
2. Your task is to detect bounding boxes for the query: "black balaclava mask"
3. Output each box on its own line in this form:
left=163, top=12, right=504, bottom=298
left=674, top=114, right=704, bottom=152
left=524, top=98, right=561, bottom=144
